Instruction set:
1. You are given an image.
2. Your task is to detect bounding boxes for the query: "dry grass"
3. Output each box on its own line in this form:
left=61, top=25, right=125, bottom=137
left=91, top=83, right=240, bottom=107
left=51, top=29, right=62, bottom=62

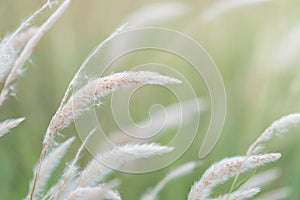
left=1, top=0, right=299, bottom=200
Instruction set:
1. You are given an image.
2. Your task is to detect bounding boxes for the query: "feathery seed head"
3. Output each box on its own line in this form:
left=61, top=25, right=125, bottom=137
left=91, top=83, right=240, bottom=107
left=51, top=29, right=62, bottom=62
left=0, top=117, right=25, bottom=137
left=247, top=113, right=300, bottom=155
left=77, top=143, right=174, bottom=187
left=188, top=153, right=281, bottom=199
left=44, top=71, right=181, bottom=149
left=214, top=187, right=260, bottom=200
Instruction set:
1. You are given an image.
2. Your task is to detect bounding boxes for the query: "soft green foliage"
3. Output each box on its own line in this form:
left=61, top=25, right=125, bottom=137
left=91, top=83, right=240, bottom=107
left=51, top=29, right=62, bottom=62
left=1, top=0, right=300, bottom=199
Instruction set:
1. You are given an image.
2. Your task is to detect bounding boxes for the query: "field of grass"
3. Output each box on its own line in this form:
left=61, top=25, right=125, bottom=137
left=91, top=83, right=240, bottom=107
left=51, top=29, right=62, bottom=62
left=1, top=0, right=300, bottom=199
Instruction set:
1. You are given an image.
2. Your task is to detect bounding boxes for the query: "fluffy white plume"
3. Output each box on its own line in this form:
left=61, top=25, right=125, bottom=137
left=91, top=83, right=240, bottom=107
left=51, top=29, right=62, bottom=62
left=44, top=71, right=181, bottom=149
left=44, top=164, right=79, bottom=200
left=50, top=129, right=96, bottom=200
left=240, top=168, right=280, bottom=189
left=188, top=153, right=281, bottom=200
left=0, top=28, right=37, bottom=83
left=247, top=113, right=300, bottom=155
left=0, top=0, right=71, bottom=107
left=0, top=0, right=55, bottom=66
left=26, top=137, right=75, bottom=200
left=255, top=187, right=291, bottom=200
left=65, top=186, right=121, bottom=200
left=213, top=188, right=260, bottom=200
left=77, top=143, right=174, bottom=187
left=0, top=117, right=25, bottom=137
left=141, top=161, right=201, bottom=200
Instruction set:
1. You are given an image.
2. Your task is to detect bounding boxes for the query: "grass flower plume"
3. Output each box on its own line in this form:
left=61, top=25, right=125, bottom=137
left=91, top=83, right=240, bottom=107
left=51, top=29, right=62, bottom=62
left=188, top=154, right=281, bottom=200
left=247, top=113, right=300, bottom=155
left=44, top=71, right=181, bottom=149
left=0, top=117, right=25, bottom=138
left=0, top=1, right=299, bottom=200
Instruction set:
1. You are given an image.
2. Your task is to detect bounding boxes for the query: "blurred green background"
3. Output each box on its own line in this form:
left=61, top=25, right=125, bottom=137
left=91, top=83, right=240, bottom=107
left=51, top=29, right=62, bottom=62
left=1, top=0, right=300, bottom=199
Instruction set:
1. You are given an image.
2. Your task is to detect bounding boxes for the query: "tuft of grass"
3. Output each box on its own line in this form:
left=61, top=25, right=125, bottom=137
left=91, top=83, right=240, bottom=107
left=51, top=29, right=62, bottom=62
left=1, top=0, right=300, bottom=200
